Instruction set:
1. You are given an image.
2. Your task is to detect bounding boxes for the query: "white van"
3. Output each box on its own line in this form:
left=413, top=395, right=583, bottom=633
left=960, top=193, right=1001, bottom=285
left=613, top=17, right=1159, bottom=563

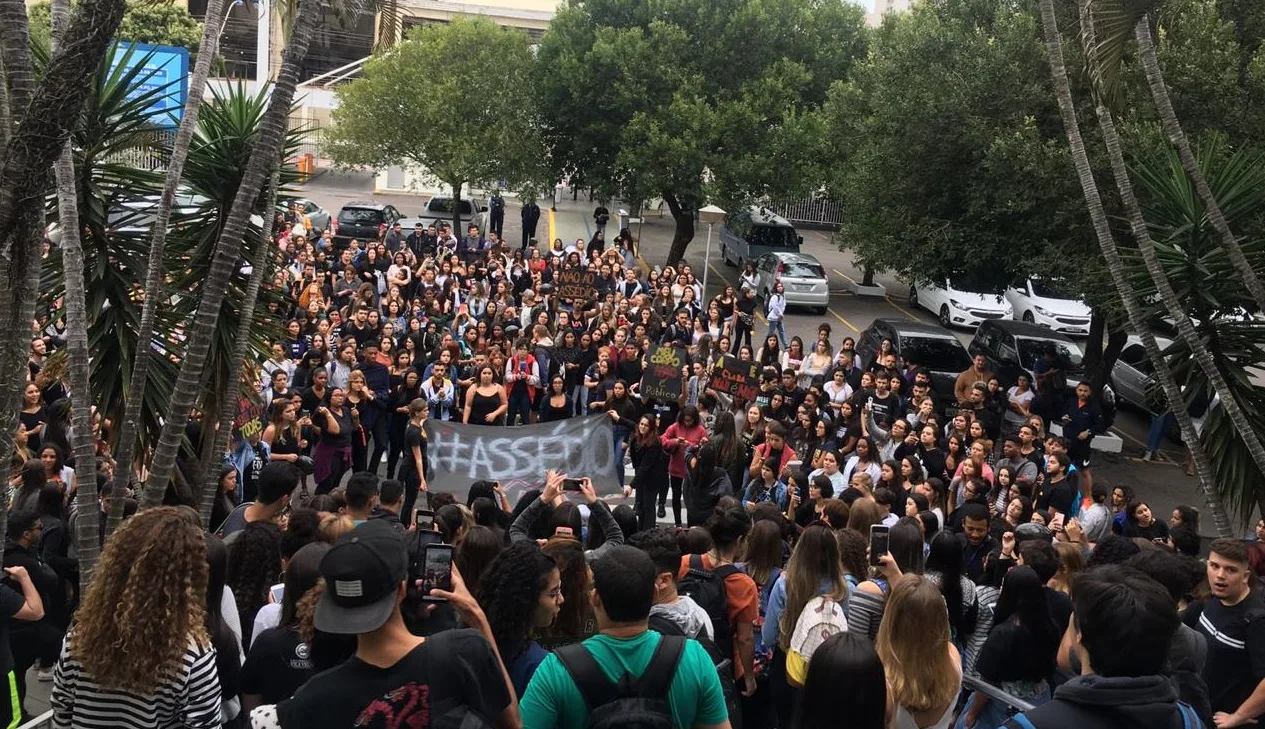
left=719, top=206, right=802, bottom=269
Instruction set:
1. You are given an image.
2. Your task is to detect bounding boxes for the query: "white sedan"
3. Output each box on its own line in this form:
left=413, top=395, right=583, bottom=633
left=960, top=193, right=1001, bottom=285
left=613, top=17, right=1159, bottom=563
left=1005, top=277, right=1092, bottom=336
left=908, top=279, right=1011, bottom=329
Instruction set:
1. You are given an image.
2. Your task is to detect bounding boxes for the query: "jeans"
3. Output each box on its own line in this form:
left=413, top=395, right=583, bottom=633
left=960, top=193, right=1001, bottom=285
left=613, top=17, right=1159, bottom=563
left=613, top=426, right=629, bottom=488
left=766, top=318, right=787, bottom=348
left=507, top=389, right=533, bottom=426
left=366, top=414, right=389, bottom=471
left=571, top=385, right=587, bottom=416
left=733, top=319, right=754, bottom=354
left=1147, top=411, right=1174, bottom=453
left=662, top=476, right=684, bottom=526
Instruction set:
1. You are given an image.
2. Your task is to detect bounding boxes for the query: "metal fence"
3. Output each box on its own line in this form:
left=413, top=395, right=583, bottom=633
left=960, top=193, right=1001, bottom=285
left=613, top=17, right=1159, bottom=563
left=770, top=194, right=844, bottom=229
left=287, top=115, right=324, bottom=158
left=105, top=128, right=175, bottom=171
left=962, top=674, right=1037, bottom=714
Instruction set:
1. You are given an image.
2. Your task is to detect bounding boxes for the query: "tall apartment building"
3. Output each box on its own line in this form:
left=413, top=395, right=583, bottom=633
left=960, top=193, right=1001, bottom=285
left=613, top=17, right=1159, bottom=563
left=866, top=0, right=912, bottom=26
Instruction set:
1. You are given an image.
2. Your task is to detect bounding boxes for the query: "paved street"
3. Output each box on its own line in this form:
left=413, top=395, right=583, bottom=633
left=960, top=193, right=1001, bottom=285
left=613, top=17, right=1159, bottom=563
left=295, top=171, right=1248, bottom=537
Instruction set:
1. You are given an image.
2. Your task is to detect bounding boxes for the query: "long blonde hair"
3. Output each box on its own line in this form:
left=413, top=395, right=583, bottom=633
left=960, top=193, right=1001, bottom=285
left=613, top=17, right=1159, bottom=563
left=70, top=507, right=209, bottom=692
left=777, top=525, right=847, bottom=651
left=875, top=575, right=958, bottom=712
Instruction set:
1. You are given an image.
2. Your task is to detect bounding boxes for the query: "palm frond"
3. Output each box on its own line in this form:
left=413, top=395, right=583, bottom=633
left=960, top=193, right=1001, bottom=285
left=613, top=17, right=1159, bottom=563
left=1083, top=0, right=1159, bottom=110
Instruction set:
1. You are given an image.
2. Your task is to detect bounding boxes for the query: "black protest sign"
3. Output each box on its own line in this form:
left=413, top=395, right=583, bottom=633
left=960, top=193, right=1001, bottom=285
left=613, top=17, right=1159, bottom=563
left=640, top=345, right=687, bottom=402
left=709, top=356, right=761, bottom=402
left=556, top=269, right=596, bottom=303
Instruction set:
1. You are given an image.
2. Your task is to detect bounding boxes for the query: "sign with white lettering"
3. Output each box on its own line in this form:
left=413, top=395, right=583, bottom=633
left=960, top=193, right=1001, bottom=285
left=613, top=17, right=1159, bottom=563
left=424, top=415, right=617, bottom=498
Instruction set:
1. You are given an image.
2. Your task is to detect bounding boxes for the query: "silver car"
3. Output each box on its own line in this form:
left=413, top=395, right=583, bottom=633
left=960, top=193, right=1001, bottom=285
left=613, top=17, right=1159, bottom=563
left=278, top=197, right=331, bottom=233
left=755, top=252, right=829, bottom=314
left=1111, top=334, right=1174, bottom=413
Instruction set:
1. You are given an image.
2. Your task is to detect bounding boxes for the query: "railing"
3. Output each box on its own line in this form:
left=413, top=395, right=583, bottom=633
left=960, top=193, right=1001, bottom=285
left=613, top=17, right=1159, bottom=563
left=770, top=194, right=844, bottom=228
left=962, top=675, right=1037, bottom=714
left=17, top=710, right=52, bottom=729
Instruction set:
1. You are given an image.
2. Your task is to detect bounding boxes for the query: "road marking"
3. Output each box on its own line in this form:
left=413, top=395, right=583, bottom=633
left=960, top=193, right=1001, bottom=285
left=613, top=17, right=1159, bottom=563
left=1109, top=425, right=1172, bottom=462
left=1125, top=456, right=1179, bottom=466
left=832, top=268, right=857, bottom=285
left=547, top=207, right=556, bottom=245
left=884, top=295, right=920, bottom=322
left=829, top=309, right=860, bottom=333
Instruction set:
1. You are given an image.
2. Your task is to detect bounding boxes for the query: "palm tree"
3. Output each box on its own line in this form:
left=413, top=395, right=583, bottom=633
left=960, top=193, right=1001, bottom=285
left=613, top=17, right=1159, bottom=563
left=1035, top=0, right=1232, bottom=536
left=1082, top=0, right=1265, bottom=522
left=141, top=0, right=323, bottom=505
left=50, top=0, right=102, bottom=589
left=0, top=0, right=127, bottom=549
left=107, top=0, right=232, bottom=537
left=200, top=170, right=280, bottom=525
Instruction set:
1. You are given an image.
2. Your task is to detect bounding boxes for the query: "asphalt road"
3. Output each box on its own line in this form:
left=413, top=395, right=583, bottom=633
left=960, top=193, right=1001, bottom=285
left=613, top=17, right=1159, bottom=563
left=295, top=171, right=1246, bottom=535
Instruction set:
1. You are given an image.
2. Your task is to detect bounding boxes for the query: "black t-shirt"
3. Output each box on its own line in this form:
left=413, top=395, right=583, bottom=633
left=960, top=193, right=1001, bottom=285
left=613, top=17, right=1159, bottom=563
left=867, top=392, right=901, bottom=427
left=976, top=617, right=1054, bottom=683
left=399, top=424, right=423, bottom=476
left=277, top=629, right=510, bottom=729
left=1037, top=476, right=1076, bottom=515
left=0, top=583, right=26, bottom=673
left=241, top=627, right=314, bottom=705
left=1192, top=592, right=1265, bottom=715
left=242, top=442, right=268, bottom=502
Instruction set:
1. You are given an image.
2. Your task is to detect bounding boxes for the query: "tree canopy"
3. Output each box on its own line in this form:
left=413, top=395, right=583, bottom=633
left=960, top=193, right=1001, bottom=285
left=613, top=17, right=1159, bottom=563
left=323, top=18, right=543, bottom=199
left=535, top=0, right=867, bottom=263
left=29, top=0, right=204, bottom=52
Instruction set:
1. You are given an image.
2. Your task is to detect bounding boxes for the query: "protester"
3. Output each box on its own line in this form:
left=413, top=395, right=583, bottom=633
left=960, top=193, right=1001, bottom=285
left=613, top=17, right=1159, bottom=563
left=876, top=575, right=962, bottom=729
left=1189, top=538, right=1265, bottom=728
left=477, top=542, right=564, bottom=698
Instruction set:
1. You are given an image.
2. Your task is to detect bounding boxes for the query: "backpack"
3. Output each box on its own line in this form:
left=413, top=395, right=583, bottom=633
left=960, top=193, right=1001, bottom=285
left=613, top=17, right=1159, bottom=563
left=554, top=635, right=685, bottom=729
left=648, top=615, right=742, bottom=729
left=677, top=555, right=739, bottom=673
left=789, top=596, right=849, bottom=668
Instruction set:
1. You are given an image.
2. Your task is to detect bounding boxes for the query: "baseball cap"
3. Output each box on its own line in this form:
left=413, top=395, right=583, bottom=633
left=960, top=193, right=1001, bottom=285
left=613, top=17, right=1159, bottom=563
left=315, top=520, right=407, bottom=634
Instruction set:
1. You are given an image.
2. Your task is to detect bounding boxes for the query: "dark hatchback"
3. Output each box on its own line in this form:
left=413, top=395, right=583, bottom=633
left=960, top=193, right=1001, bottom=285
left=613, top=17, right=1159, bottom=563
left=332, top=202, right=403, bottom=248
left=855, top=318, right=973, bottom=404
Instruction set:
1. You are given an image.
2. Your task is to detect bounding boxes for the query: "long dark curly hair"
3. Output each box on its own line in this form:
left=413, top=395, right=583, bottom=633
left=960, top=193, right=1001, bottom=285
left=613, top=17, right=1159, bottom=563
left=226, top=521, right=282, bottom=646
left=476, top=542, right=557, bottom=661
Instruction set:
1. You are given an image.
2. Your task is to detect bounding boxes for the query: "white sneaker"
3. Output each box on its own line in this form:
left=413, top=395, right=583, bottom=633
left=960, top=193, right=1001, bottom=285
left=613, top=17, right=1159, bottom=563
left=36, top=668, right=53, bottom=682
left=1142, top=451, right=1154, bottom=462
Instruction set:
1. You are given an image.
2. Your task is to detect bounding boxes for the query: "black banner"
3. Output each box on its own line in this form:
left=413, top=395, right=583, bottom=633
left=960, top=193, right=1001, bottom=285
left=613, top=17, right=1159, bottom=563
left=556, top=269, right=596, bottom=303
left=640, top=345, right=687, bottom=401
left=709, top=355, right=761, bottom=402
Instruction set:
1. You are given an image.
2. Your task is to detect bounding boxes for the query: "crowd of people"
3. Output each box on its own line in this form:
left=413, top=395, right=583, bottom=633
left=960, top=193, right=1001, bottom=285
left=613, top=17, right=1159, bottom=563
left=4, top=201, right=1263, bottom=729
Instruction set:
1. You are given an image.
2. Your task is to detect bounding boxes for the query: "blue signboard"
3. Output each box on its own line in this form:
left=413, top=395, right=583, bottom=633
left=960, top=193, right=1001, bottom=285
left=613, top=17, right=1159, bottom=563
left=109, top=42, right=190, bottom=127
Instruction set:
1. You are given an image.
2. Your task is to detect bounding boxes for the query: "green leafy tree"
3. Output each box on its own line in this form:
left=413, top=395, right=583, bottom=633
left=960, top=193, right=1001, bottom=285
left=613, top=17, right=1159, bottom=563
left=30, top=1, right=203, bottom=52
left=536, top=0, right=866, bottom=265
left=323, top=18, right=542, bottom=232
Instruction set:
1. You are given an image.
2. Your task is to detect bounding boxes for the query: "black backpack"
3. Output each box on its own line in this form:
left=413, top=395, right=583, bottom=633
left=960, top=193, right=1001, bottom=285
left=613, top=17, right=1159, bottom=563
left=648, top=615, right=743, bottom=729
left=554, top=635, right=685, bottom=729
left=676, top=554, right=738, bottom=673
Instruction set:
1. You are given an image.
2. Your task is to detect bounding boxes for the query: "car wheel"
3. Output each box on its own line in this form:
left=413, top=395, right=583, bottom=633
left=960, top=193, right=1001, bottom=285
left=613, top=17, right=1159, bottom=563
left=815, top=306, right=827, bottom=315
left=1022, top=310, right=1035, bottom=323
left=723, top=245, right=735, bottom=267
left=908, top=285, right=918, bottom=307
left=939, top=305, right=951, bottom=328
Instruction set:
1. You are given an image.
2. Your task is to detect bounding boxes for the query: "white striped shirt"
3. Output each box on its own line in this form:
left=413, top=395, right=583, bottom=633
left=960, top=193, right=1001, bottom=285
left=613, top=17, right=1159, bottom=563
left=51, top=636, right=222, bottom=729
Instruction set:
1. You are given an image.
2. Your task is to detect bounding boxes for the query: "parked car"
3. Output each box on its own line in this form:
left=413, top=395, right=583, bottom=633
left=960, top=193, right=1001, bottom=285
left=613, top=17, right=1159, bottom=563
left=1004, top=277, right=1092, bottom=336
left=406, top=195, right=488, bottom=234
left=1111, top=334, right=1175, bottom=413
left=753, top=252, right=829, bottom=314
left=908, top=279, right=1012, bottom=329
left=719, top=205, right=802, bottom=269
left=277, top=197, right=331, bottom=233
left=967, top=319, right=1086, bottom=389
left=332, top=202, right=404, bottom=247
left=855, top=318, right=973, bottom=404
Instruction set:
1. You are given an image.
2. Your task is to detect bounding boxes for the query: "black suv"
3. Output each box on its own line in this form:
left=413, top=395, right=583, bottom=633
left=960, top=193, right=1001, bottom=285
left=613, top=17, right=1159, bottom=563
left=855, top=318, right=973, bottom=403
left=332, top=202, right=403, bottom=248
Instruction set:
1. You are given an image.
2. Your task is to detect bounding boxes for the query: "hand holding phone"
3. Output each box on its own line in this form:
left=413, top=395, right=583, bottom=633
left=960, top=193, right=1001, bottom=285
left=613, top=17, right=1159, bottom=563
left=868, top=524, right=890, bottom=567
left=419, top=544, right=454, bottom=602
left=561, top=478, right=584, bottom=492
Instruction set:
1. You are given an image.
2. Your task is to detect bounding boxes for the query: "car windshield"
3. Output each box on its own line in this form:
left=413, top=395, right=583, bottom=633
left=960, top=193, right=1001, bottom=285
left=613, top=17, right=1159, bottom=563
left=782, top=260, right=825, bottom=279
left=338, top=208, right=383, bottom=225
left=952, top=281, right=1001, bottom=297
left=1030, top=278, right=1077, bottom=300
left=426, top=198, right=473, bottom=215
left=1017, top=337, right=1084, bottom=370
left=902, top=336, right=972, bottom=371
left=749, top=225, right=797, bottom=249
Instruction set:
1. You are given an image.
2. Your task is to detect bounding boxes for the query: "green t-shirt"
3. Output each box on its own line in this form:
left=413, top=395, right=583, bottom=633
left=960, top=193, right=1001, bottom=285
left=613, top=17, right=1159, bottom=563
left=520, top=630, right=728, bottom=729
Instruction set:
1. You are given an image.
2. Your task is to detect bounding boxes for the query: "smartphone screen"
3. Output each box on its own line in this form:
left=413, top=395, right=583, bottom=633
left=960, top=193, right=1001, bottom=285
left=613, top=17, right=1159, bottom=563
left=561, top=478, right=583, bottom=492
left=415, top=508, right=435, bottom=532
left=420, top=544, right=454, bottom=602
left=869, top=524, right=890, bottom=567
left=269, top=583, right=284, bottom=604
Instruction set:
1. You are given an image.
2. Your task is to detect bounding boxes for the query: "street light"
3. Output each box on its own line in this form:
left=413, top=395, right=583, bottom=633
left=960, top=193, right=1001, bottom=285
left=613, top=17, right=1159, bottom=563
left=698, top=204, right=726, bottom=299
left=218, top=0, right=246, bottom=38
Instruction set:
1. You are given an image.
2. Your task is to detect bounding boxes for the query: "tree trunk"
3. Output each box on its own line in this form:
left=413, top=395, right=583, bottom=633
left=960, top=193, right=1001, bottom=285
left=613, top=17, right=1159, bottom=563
left=1135, top=20, right=1265, bottom=317
left=451, top=182, right=463, bottom=236
left=1038, top=0, right=1234, bottom=536
left=52, top=0, right=100, bottom=592
left=0, top=54, right=9, bottom=150
left=1083, top=3, right=1265, bottom=525
left=200, top=171, right=280, bottom=527
left=141, top=0, right=321, bottom=506
left=662, top=192, right=695, bottom=266
left=107, top=0, right=232, bottom=537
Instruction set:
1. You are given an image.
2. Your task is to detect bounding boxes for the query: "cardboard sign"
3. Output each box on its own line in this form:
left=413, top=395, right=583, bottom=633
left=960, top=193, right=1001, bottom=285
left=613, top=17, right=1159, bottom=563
left=709, top=356, right=761, bottom=402
left=233, top=394, right=265, bottom=440
left=556, top=269, right=596, bottom=303
left=640, top=345, right=687, bottom=402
